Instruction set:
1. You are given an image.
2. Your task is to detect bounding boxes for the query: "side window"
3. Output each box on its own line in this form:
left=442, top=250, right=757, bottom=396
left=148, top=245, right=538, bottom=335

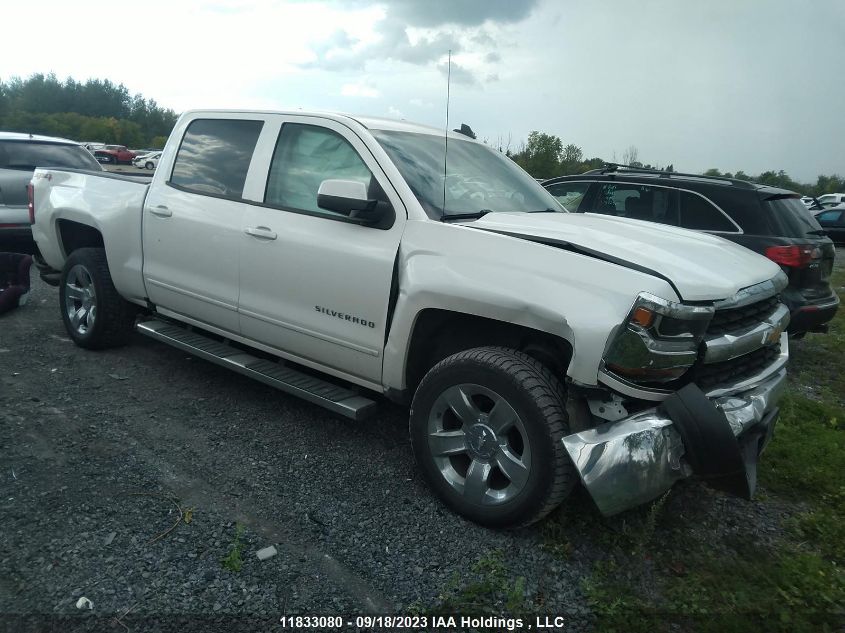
left=678, top=192, right=738, bottom=231
left=170, top=118, right=263, bottom=199
left=545, top=181, right=591, bottom=212
left=593, top=183, right=679, bottom=225
left=817, top=210, right=843, bottom=223
left=265, top=123, right=374, bottom=217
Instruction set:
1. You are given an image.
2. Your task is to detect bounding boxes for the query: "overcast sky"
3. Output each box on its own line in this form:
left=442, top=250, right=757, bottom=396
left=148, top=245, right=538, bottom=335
left=2, top=0, right=843, bottom=180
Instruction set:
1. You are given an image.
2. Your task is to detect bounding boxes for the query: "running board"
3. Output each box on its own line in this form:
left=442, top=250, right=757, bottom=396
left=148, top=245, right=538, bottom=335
left=136, top=319, right=378, bottom=421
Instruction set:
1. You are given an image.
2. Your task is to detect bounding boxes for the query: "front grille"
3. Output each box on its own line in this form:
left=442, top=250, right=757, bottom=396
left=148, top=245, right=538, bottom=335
left=707, top=295, right=779, bottom=336
left=693, top=343, right=781, bottom=392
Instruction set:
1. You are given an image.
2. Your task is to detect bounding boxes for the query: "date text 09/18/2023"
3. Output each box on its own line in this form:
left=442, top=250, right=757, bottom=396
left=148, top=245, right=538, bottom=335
left=278, top=615, right=570, bottom=631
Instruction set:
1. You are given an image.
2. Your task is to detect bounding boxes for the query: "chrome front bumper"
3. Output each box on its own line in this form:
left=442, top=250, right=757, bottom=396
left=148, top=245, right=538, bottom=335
left=562, top=367, right=787, bottom=516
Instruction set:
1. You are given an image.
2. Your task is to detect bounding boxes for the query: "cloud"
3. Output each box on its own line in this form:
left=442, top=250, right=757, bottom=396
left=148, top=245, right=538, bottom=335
left=353, top=0, right=541, bottom=28
left=305, top=0, right=538, bottom=78
left=437, top=61, right=477, bottom=86
left=388, top=105, right=406, bottom=119
left=305, top=17, right=459, bottom=70
left=340, top=81, right=379, bottom=98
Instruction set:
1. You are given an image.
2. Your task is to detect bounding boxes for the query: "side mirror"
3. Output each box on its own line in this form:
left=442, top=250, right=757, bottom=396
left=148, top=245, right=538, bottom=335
left=317, top=179, right=387, bottom=224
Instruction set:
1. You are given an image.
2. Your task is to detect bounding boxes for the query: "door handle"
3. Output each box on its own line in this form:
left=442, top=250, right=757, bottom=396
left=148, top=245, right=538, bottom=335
left=149, top=205, right=172, bottom=217
left=244, top=226, right=277, bottom=240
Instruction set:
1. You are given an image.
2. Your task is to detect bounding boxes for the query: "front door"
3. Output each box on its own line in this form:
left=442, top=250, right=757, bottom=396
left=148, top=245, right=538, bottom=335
left=238, top=116, right=405, bottom=385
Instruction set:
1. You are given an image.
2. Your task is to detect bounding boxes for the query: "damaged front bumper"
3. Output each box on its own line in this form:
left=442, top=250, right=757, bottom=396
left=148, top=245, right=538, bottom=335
left=561, top=367, right=786, bottom=516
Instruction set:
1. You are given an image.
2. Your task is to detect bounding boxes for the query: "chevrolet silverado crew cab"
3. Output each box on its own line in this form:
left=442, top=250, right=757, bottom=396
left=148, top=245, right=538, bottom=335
left=31, top=110, right=790, bottom=527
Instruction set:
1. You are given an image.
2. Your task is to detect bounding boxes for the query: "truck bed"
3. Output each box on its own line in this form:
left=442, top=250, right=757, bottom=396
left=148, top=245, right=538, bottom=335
left=31, top=167, right=152, bottom=303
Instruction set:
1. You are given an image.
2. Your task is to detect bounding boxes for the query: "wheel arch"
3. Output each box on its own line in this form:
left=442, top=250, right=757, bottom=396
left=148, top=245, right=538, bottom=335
left=57, top=219, right=104, bottom=258
left=394, top=308, right=574, bottom=403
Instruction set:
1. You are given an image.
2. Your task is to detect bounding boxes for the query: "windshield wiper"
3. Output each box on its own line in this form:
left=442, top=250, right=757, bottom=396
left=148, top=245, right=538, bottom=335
left=440, top=209, right=493, bottom=222
left=530, top=208, right=563, bottom=213
left=806, top=229, right=828, bottom=236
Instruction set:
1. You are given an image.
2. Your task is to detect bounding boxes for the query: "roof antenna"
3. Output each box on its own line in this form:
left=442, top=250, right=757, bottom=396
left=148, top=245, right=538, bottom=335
left=442, top=49, right=451, bottom=216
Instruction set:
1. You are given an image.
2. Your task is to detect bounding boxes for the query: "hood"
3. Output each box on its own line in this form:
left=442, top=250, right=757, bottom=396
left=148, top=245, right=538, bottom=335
left=467, top=212, right=782, bottom=301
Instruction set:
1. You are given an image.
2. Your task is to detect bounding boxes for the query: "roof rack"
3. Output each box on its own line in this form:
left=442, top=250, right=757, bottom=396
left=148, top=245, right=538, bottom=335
left=588, top=163, right=758, bottom=189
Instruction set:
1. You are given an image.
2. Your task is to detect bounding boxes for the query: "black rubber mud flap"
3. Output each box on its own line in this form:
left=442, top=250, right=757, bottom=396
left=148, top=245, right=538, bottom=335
left=707, top=409, right=779, bottom=499
left=659, top=384, right=743, bottom=476
left=660, top=385, right=781, bottom=499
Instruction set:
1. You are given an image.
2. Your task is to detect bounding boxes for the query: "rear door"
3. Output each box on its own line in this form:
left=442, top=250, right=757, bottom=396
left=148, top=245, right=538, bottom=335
left=142, top=116, right=264, bottom=333
left=237, top=115, right=406, bottom=385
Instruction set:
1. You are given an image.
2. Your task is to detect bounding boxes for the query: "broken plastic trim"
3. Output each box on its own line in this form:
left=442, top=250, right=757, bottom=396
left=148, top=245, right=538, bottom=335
left=561, top=368, right=785, bottom=516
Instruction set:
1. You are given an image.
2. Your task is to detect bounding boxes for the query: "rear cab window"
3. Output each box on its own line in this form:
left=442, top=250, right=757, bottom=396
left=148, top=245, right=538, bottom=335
left=169, top=118, right=264, bottom=199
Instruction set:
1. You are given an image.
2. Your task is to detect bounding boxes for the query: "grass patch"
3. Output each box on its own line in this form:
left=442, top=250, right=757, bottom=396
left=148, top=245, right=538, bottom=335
left=220, top=523, right=245, bottom=573
left=760, top=394, right=844, bottom=500
left=585, top=543, right=844, bottom=633
left=435, top=549, right=529, bottom=614
left=579, top=391, right=845, bottom=632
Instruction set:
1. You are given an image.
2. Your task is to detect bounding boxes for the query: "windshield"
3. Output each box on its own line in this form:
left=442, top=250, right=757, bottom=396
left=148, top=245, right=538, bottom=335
left=0, top=141, right=103, bottom=171
left=372, top=130, right=564, bottom=218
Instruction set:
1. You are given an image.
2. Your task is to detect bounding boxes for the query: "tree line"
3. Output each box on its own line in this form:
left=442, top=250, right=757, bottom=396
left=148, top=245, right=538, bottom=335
left=501, top=130, right=844, bottom=198
left=0, top=73, right=178, bottom=148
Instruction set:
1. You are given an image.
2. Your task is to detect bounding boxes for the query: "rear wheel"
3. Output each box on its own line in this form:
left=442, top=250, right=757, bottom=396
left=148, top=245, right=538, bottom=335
left=410, top=347, right=575, bottom=528
left=59, top=248, right=136, bottom=349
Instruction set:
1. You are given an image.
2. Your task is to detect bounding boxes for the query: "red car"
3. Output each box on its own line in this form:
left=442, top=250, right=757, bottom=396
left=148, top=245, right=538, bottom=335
left=93, top=145, right=136, bottom=164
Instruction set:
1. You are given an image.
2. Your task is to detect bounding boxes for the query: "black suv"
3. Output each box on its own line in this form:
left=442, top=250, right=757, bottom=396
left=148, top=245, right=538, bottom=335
left=543, top=165, right=839, bottom=335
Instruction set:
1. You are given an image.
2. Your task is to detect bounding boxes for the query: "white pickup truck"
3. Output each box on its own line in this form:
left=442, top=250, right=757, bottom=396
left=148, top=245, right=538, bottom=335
left=31, top=110, right=791, bottom=527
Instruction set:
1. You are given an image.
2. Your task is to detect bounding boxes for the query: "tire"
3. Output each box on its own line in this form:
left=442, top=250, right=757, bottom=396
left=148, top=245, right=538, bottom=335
left=409, top=347, right=575, bottom=528
left=145, top=161, right=154, bottom=170
left=59, top=248, right=136, bottom=349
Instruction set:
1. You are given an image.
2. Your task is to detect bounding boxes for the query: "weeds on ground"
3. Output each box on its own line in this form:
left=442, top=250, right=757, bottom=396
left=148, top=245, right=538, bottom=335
left=221, top=523, right=245, bottom=572
left=435, top=549, right=529, bottom=614
left=578, top=393, right=845, bottom=632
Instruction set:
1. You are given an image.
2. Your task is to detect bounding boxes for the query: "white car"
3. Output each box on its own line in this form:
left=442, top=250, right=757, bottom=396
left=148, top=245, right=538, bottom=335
left=133, top=151, right=161, bottom=170
left=30, top=109, right=789, bottom=527
left=817, top=193, right=845, bottom=207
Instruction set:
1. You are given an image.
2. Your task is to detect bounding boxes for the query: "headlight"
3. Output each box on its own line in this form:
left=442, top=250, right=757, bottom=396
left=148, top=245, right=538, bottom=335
left=603, top=293, right=714, bottom=383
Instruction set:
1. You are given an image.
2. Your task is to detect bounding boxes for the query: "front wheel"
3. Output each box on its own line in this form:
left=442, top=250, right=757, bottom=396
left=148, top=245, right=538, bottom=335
left=59, top=248, right=136, bottom=349
left=145, top=161, right=155, bottom=170
left=410, top=347, right=575, bottom=528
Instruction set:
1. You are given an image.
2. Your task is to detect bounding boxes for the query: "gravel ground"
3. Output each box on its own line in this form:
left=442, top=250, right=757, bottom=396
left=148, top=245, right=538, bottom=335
left=0, top=274, right=596, bottom=631
left=2, top=251, right=841, bottom=632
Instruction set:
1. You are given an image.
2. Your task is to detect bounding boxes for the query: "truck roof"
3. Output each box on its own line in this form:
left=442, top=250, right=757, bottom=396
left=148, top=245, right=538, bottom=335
left=180, top=109, right=472, bottom=140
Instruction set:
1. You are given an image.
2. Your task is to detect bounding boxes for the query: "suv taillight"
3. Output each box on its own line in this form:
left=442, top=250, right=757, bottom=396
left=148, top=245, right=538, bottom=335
left=764, top=244, right=817, bottom=268
left=27, top=183, right=35, bottom=224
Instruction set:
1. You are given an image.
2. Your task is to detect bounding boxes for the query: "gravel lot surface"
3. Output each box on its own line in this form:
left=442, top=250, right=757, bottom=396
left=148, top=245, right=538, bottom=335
left=1, top=274, right=597, bottom=631
left=1, top=249, right=841, bottom=632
